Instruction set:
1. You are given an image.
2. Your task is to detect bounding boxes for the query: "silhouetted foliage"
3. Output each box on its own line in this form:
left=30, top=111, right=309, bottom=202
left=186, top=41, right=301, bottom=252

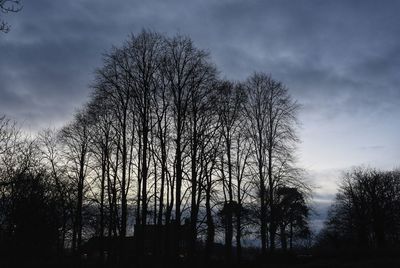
left=2, top=171, right=62, bottom=259
left=275, top=187, right=310, bottom=250
left=317, top=167, right=400, bottom=250
left=0, top=118, right=70, bottom=266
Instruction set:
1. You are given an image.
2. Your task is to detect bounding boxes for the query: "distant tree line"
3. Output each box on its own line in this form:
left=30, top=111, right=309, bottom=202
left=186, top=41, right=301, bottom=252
left=0, top=31, right=311, bottom=266
left=317, top=167, right=400, bottom=250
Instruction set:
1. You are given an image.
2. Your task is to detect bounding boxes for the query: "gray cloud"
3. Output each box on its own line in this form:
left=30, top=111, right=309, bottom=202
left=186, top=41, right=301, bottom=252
left=1, top=0, right=400, bottom=187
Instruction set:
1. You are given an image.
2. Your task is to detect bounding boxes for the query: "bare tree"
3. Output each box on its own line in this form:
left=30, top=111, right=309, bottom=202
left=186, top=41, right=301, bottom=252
left=244, top=73, right=300, bottom=252
left=38, top=128, right=72, bottom=252
left=151, top=54, right=171, bottom=228
left=202, top=127, right=221, bottom=262
left=59, top=109, right=91, bottom=253
left=234, top=124, right=252, bottom=262
left=161, top=34, right=215, bottom=256
left=126, top=31, right=163, bottom=227
left=0, top=0, right=22, bottom=33
left=95, top=48, right=136, bottom=240
left=0, top=116, right=66, bottom=264
left=186, top=74, right=217, bottom=259
left=216, top=80, right=246, bottom=262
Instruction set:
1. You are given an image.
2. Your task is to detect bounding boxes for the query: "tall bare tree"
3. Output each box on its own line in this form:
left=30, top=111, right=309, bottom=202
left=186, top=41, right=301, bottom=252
left=95, top=48, right=136, bottom=240
left=161, top=34, right=215, bottom=256
left=244, top=73, right=299, bottom=252
left=187, top=74, right=217, bottom=259
left=216, top=80, right=246, bottom=262
left=38, top=128, right=71, bottom=252
left=59, top=109, right=91, bottom=253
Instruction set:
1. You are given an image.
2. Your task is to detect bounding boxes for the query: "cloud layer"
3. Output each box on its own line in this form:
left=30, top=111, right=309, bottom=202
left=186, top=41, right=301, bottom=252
left=1, top=0, right=400, bottom=199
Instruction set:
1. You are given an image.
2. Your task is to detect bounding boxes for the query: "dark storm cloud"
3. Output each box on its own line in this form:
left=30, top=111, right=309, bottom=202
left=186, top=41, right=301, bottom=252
left=1, top=0, right=400, bottom=129
left=204, top=0, right=400, bottom=120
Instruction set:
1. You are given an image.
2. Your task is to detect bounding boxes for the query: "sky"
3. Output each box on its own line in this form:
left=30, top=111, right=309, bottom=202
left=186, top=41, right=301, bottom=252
left=1, top=0, right=400, bottom=230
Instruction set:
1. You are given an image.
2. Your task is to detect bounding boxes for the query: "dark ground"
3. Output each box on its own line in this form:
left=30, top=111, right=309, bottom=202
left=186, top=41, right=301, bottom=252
left=3, top=250, right=400, bottom=268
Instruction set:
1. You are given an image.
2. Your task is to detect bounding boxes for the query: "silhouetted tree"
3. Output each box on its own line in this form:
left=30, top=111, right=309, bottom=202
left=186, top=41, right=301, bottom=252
left=0, top=0, right=22, bottom=33
left=0, top=118, right=66, bottom=266
left=59, top=109, right=91, bottom=253
left=320, top=167, right=400, bottom=250
left=275, top=187, right=310, bottom=250
left=38, top=128, right=73, bottom=253
left=161, top=34, right=216, bottom=257
left=186, top=58, right=216, bottom=261
left=216, top=80, right=247, bottom=263
left=244, top=73, right=300, bottom=253
left=233, top=128, right=252, bottom=262
left=95, top=44, right=139, bottom=249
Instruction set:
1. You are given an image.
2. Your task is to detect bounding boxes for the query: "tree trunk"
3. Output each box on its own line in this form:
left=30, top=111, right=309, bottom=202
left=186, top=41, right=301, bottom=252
left=205, top=184, right=215, bottom=263
left=280, top=225, right=287, bottom=251
left=268, top=146, right=276, bottom=251
left=175, top=109, right=183, bottom=257
left=225, top=135, right=233, bottom=264
left=100, top=148, right=106, bottom=261
left=190, top=110, right=198, bottom=260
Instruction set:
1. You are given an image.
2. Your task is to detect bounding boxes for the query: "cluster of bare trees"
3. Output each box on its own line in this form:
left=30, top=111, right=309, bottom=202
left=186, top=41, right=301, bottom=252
left=0, top=31, right=310, bottom=264
left=0, top=116, right=73, bottom=263
left=318, top=167, right=400, bottom=250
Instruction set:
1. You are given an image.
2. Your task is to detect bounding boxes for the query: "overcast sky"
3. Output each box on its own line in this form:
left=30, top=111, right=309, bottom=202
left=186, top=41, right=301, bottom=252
left=1, top=0, right=400, bottom=225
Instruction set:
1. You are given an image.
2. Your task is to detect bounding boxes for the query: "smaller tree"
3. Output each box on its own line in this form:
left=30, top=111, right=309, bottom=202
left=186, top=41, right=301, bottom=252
left=6, top=171, right=63, bottom=260
left=275, top=187, right=310, bottom=250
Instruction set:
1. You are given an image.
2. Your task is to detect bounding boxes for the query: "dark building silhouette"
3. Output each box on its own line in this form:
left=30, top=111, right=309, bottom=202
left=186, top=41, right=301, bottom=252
left=134, top=220, right=191, bottom=257
left=82, top=220, right=191, bottom=260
